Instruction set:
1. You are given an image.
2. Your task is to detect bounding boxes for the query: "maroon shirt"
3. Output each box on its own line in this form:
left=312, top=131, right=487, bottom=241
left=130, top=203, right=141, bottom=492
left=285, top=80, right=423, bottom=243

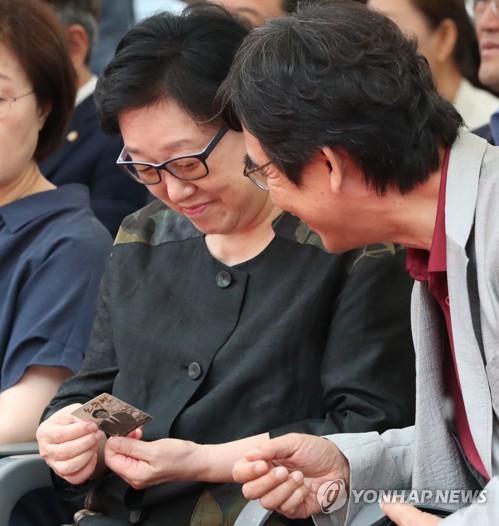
left=406, top=148, right=489, bottom=481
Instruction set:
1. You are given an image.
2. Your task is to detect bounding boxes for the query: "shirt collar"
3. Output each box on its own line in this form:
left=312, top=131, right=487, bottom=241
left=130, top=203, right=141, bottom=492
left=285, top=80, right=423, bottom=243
left=0, top=184, right=90, bottom=233
left=427, top=146, right=450, bottom=272
left=406, top=146, right=450, bottom=279
left=75, top=75, right=98, bottom=107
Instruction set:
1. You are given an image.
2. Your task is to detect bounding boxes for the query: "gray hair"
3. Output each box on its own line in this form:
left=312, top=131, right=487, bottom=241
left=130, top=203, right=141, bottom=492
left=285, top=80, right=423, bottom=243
left=49, top=1, right=100, bottom=64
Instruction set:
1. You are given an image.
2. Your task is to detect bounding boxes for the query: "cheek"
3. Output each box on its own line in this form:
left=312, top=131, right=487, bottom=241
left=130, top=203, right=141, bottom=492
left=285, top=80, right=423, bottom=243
left=146, top=184, right=184, bottom=214
left=0, top=120, right=38, bottom=177
left=267, top=186, right=296, bottom=214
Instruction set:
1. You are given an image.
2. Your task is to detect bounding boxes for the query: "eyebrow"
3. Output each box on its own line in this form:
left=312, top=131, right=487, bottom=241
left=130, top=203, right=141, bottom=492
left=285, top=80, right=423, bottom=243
left=125, top=139, right=194, bottom=158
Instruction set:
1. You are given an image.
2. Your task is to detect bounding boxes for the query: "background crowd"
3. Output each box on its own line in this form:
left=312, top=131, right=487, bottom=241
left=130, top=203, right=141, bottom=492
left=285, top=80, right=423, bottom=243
left=0, top=0, right=498, bottom=525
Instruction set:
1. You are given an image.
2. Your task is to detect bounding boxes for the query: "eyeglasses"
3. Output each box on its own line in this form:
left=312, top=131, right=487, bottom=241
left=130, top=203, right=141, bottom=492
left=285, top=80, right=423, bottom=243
left=474, top=0, right=498, bottom=16
left=117, top=127, right=228, bottom=185
left=243, top=157, right=272, bottom=191
left=0, top=90, right=34, bottom=120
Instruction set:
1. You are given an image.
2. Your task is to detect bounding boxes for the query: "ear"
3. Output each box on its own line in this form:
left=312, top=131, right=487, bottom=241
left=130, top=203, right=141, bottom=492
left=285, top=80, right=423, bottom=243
left=65, top=24, right=90, bottom=70
left=37, top=101, right=52, bottom=131
left=434, top=19, right=457, bottom=64
left=320, top=146, right=346, bottom=194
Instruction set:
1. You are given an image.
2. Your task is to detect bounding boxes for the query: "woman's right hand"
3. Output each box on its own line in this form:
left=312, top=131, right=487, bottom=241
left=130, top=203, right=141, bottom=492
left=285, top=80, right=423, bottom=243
left=36, top=404, right=106, bottom=485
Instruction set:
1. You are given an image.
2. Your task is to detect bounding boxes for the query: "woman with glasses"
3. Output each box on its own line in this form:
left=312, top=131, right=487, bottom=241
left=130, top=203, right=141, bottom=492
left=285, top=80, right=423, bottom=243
left=37, top=5, right=416, bottom=525
left=0, top=0, right=111, bottom=445
left=368, top=0, right=499, bottom=130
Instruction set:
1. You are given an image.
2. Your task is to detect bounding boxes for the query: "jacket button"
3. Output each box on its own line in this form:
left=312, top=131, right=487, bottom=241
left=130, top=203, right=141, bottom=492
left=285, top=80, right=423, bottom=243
left=215, top=271, right=232, bottom=288
left=187, top=362, right=202, bottom=380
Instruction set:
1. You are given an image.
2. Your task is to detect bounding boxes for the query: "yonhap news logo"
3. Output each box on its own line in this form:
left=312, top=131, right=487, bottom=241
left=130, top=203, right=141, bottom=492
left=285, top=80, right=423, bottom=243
left=315, top=481, right=487, bottom=514
left=317, top=479, right=348, bottom=513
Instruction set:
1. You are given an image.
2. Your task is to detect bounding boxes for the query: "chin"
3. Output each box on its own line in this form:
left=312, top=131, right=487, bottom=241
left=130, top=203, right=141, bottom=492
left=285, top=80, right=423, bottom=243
left=322, top=236, right=356, bottom=255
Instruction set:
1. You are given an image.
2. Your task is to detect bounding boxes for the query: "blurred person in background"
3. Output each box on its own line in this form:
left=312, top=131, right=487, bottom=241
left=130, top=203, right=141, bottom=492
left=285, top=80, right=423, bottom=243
left=41, top=0, right=148, bottom=236
left=90, top=0, right=135, bottom=74
left=0, top=0, right=111, bottom=446
left=1, top=2, right=111, bottom=521
left=212, top=0, right=366, bottom=28
left=369, top=0, right=499, bottom=130
left=472, top=0, right=499, bottom=143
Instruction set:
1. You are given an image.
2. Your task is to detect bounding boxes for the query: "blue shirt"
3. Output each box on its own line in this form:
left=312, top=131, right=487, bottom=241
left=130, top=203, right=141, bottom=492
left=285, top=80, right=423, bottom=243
left=0, top=184, right=112, bottom=391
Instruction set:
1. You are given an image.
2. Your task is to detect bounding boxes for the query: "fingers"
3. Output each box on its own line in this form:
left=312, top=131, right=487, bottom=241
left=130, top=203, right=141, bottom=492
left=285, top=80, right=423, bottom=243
left=239, top=464, right=307, bottom=503
left=258, top=471, right=308, bottom=513
left=380, top=501, right=443, bottom=526
left=37, top=408, right=103, bottom=485
left=233, top=458, right=271, bottom=484
left=239, top=466, right=310, bottom=519
left=40, top=427, right=100, bottom=459
left=105, top=436, right=150, bottom=461
left=127, top=427, right=143, bottom=440
left=53, top=450, right=100, bottom=485
left=38, top=419, right=97, bottom=447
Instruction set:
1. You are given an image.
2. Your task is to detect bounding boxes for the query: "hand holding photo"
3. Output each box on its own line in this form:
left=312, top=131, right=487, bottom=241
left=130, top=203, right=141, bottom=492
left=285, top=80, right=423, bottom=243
left=72, top=393, right=153, bottom=437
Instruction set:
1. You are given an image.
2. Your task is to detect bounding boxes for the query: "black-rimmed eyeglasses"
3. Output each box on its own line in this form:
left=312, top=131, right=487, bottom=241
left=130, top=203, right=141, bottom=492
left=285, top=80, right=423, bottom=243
left=474, top=0, right=498, bottom=16
left=117, top=127, right=228, bottom=185
left=243, top=158, right=272, bottom=191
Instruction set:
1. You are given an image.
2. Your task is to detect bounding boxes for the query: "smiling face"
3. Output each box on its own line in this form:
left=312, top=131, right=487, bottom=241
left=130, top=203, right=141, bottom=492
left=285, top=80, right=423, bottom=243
left=0, top=43, right=46, bottom=191
left=242, top=128, right=378, bottom=254
left=476, top=3, right=499, bottom=92
left=118, top=100, right=272, bottom=235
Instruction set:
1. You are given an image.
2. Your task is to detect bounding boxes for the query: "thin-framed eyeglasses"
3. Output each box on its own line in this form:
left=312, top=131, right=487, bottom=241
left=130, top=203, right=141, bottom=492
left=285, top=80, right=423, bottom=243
left=117, top=127, right=228, bottom=185
left=0, top=90, right=35, bottom=120
left=243, top=158, right=272, bottom=191
left=473, top=0, right=498, bottom=16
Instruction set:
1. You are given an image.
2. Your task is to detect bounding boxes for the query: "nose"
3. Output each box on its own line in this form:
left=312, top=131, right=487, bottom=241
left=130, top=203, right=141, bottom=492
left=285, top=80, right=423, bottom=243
left=160, top=171, right=197, bottom=203
left=477, top=2, right=499, bottom=30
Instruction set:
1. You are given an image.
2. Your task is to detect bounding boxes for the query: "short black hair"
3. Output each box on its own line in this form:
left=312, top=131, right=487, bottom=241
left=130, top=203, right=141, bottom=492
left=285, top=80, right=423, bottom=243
left=220, top=0, right=463, bottom=194
left=95, top=4, right=249, bottom=135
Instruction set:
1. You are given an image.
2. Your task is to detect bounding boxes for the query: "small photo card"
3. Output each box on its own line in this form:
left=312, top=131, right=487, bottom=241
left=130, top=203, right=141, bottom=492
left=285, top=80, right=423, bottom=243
left=72, top=393, right=153, bottom=437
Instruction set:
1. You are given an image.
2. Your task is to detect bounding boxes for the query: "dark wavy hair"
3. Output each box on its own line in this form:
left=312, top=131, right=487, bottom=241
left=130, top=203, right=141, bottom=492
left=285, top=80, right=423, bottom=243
left=220, top=0, right=463, bottom=195
left=0, top=0, right=76, bottom=162
left=95, top=4, right=249, bottom=134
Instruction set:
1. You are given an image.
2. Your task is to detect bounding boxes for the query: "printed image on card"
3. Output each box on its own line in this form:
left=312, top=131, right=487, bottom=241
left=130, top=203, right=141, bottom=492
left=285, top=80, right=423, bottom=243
left=72, top=393, right=153, bottom=437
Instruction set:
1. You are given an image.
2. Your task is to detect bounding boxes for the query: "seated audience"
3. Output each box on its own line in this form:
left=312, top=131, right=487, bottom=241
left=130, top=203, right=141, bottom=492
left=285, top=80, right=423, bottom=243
left=40, top=0, right=148, bottom=236
left=368, top=0, right=499, bottom=129
left=37, top=6, right=416, bottom=525
left=0, top=0, right=112, bottom=444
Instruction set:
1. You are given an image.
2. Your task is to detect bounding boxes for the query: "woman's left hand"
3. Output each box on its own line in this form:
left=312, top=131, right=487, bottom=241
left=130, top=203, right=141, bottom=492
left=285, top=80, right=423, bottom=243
left=104, top=436, right=200, bottom=489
